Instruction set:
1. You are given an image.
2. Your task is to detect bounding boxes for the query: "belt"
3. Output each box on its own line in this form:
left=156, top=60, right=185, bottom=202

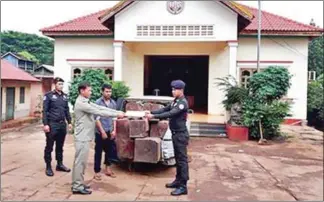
left=49, top=120, right=65, bottom=123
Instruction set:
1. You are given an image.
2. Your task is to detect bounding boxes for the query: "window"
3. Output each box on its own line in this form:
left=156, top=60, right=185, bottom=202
left=137, top=25, right=214, bottom=37
left=19, top=87, right=25, bottom=104
left=240, top=69, right=258, bottom=88
left=105, top=69, right=113, bottom=80
left=18, top=60, right=25, bottom=70
left=73, top=68, right=81, bottom=78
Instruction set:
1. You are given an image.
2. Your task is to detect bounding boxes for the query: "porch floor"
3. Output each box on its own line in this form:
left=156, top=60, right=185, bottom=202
left=188, top=113, right=226, bottom=124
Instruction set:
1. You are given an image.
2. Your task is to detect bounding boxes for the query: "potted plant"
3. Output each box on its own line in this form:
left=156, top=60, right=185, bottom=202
left=216, top=76, right=249, bottom=141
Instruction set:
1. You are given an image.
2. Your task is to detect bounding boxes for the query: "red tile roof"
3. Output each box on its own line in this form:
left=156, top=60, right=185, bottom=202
left=41, top=1, right=323, bottom=37
left=1, top=59, right=40, bottom=82
left=242, top=6, right=323, bottom=35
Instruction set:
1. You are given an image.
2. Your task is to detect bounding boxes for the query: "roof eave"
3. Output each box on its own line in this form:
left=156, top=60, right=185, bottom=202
left=240, top=30, right=324, bottom=37
left=42, top=31, right=113, bottom=37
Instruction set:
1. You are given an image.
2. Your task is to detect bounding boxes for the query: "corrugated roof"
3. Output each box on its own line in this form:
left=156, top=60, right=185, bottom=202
left=1, top=59, right=40, bottom=82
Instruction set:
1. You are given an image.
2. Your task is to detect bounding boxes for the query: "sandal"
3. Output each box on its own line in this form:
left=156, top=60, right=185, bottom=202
left=105, top=171, right=116, bottom=178
left=94, top=173, right=102, bottom=181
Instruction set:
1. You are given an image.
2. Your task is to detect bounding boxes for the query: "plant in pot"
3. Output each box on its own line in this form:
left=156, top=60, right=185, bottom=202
left=216, top=76, right=249, bottom=141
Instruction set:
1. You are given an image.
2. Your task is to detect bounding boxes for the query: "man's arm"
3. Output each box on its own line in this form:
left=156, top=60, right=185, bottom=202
left=151, top=103, right=171, bottom=115
left=78, top=100, right=122, bottom=117
left=153, top=101, right=187, bottom=119
left=95, top=119, right=108, bottom=139
left=65, top=101, right=72, bottom=124
left=42, top=94, right=50, bottom=125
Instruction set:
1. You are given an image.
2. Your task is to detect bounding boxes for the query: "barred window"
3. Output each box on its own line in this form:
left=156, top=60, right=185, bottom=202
left=240, top=69, right=258, bottom=88
left=105, top=69, right=113, bottom=80
left=73, top=68, right=81, bottom=78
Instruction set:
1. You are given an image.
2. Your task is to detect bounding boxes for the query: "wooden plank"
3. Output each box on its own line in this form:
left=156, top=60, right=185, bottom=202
left=150, top=120, right=169, bottom=138
left=134, top=137, right=161, bottom=163
left=125, top=101, right=143, bottom=111
left=129, top=119, right=149, bottom=138
left=115, top=119, right=134, bottom=160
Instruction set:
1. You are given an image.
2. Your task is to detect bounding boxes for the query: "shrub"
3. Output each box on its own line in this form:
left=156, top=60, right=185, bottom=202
left=217, top=66, right=292, bottom=140
left=243, top=66, right=292, bottom=139
left=68, top=69, right=130, bottom=106
left=307, top=75, right=324, bottom=130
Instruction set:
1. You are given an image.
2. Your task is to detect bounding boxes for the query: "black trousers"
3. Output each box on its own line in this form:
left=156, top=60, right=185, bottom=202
left=44, top=122, right=67, bottom=164
left=172, top=130, right=190, bottom=187
left=94, top=132, right=119, bottom=173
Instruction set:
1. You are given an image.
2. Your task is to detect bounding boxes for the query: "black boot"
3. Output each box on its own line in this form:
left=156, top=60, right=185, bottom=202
left=46, top=163, right=54, bottom=177
left=165, top=180, right=180, bottom=189
left=171, top=186, right=188, bottom=196
left=56, top=161, right=71, bottom=172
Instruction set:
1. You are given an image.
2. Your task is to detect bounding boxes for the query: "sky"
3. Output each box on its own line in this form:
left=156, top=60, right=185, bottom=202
left=1, top=1, right=323, bottom=36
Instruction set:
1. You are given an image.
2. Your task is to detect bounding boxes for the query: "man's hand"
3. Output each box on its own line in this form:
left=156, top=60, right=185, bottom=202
left=145, top=113, right=154, bottom=119
left=117, top=112, right=125, bottom=119
left=68, top=124, right=73, bottom=131
left=110, top=130, right=116, bottom=140
left=102, top=131, right=108, bottom=140
left=43, top=125, right=50, bottom=133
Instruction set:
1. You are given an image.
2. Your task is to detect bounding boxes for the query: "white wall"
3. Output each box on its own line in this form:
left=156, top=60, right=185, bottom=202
left=1, top=82, right=31, bottom=121
left=237, top=37, right=309, bottom=120
left=209, top=46, right=230, bottom=116
left=115, top=1, right=238, bottom=42
left=54, top=37, right=114, bottom=92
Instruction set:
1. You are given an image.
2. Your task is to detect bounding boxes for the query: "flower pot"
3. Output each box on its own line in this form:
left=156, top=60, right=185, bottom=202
left=226, top=124, right=249, bottom=141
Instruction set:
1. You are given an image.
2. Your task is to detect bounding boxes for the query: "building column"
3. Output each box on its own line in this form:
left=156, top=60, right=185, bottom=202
left=113, top=41, right=124, bottom=81
left=227, top=41, right=238, bottom=80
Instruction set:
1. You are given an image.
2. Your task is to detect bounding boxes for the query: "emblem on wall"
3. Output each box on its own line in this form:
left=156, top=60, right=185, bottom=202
left=167, top=1, right=184, bottom=15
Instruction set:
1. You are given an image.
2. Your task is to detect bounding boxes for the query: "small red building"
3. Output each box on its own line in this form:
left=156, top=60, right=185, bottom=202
left=1, top=59, right=42, bottom=121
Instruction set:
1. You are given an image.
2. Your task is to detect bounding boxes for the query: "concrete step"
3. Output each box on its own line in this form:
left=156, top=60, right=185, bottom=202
left=189, top=122, right=227, bottom=138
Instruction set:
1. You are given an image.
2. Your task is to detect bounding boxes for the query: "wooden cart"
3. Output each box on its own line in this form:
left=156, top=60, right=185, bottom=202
left=114, top=96, right=192, bottom=169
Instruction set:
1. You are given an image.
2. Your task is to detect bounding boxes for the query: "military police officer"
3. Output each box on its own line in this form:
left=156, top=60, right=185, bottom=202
left=146, top=80, right=189, bottom=196
left=43, top=77, right=72, bottom=177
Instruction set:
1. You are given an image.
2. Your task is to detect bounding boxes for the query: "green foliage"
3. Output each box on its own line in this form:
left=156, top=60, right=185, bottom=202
left=217, top=66, right=292, bottom=140
left=307, top=75, right=324, bottom=129
left=216, top=76, right=248, bottom=111
left=249, top=66, right=292, bottom=102
left=243, top=66, right=292, bottom=139
left=1, top=30, right=54, bottom=65
left=308, top=35, right=324, bottom=76
left=243, top=100, right=290, bottom=139
left=68, top=69, right=130, bottom=106
left=111, top=81, right=131, bottom=101
left=18, top=50, right=40, bottom=64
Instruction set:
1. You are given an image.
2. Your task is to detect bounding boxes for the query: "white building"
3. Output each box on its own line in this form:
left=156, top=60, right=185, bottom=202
left=41, top=1, right=323, bottom=124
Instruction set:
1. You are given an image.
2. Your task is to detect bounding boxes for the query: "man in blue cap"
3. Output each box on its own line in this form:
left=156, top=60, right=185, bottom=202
left=146, top=79, right=189, bottom=196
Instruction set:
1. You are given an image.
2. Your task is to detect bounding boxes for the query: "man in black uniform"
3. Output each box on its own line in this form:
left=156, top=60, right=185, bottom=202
left=146, top=80, right=189, bottom=196
left=43, top=77, right=73, bottom=176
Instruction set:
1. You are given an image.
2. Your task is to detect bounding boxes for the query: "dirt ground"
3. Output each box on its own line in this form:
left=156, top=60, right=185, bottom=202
left=1, top=123, right=323, bottom=201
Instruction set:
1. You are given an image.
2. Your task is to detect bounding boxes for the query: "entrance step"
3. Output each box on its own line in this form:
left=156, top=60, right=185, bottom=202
left=190, top=122, right=227, bottom=138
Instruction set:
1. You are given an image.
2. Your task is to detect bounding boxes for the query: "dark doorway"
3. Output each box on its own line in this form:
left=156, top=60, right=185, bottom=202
left=144, top=55, right=209, bottom=113
left=6, top=87, right=15, bottom=120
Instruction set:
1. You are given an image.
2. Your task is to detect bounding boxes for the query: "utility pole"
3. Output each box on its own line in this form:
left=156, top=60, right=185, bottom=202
left=257, top=0, right=261, bottom=72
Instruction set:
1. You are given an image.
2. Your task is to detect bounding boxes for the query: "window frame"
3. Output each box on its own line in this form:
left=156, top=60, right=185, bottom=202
left=19, top=87, right=25, bottom=104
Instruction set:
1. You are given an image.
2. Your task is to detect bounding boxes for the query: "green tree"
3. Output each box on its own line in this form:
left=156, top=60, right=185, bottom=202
left=18, top=51, right=40, bottom=64
left=242, top=66, right=292, bottom=140
left=307, top=74, right=324, bottom=130
left=0, top=30, right=54, bottom=65
left=68, top=69, right=130, bottom=106
left=308, top=35, right=324, bottom=76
